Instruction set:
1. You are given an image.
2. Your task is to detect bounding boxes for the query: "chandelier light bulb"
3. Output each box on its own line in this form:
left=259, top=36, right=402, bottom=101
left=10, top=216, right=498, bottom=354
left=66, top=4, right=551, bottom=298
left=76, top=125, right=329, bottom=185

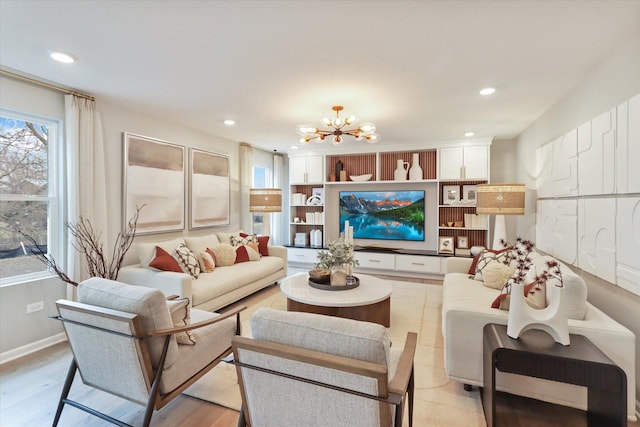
left=359, top=122, right=376, bottom=134
left=332, top=135, right=343, bottom=146
left=366, top=133, right=381, bottom=143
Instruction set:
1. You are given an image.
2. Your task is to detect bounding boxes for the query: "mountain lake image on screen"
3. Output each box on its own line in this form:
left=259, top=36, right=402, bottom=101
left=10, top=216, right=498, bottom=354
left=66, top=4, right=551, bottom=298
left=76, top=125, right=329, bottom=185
left=339, top=190, right=425, bottom=241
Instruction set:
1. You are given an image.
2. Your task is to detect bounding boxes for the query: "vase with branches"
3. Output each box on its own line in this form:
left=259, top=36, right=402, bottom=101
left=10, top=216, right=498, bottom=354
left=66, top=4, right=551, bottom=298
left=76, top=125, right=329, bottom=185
left=15, top=206, right=143, bottom=286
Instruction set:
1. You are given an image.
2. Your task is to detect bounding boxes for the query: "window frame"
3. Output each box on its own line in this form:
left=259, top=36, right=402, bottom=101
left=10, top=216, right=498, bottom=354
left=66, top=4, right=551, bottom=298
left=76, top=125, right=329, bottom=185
left=0, top=108, right=64, bottom=286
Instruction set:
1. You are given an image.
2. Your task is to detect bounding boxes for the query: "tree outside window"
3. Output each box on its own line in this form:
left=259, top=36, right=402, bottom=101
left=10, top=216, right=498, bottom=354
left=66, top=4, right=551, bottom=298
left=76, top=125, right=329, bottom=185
left=0, top=114, right=53, bottom=279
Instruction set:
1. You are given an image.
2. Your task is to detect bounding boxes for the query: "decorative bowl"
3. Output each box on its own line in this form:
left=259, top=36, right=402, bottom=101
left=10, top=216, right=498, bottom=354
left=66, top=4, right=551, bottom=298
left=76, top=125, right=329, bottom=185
left=350, top=174, right=372, bottom=182
left=308, top=269, right=330, bottom=284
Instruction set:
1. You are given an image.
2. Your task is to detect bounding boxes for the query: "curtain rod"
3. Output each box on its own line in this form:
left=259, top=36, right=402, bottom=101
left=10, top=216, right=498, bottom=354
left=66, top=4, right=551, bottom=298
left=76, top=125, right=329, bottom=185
left=0, top=69, right=95, bottom=102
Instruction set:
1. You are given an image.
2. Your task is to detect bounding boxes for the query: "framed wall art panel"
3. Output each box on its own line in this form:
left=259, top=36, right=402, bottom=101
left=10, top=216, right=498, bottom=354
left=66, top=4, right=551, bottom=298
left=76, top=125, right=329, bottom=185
left=190, top=148, right=230, bottom=229
left=123, top=133, right=185, bottom=234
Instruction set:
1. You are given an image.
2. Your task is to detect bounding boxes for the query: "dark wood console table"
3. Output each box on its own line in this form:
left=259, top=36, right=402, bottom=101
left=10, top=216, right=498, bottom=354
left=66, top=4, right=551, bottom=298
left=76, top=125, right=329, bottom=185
left=482, top=323, right=627, bottom=427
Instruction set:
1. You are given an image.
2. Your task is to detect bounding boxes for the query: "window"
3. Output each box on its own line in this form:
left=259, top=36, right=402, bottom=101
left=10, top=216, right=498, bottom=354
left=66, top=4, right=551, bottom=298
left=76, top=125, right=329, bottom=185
left=0, top=110, right=61, bottom=283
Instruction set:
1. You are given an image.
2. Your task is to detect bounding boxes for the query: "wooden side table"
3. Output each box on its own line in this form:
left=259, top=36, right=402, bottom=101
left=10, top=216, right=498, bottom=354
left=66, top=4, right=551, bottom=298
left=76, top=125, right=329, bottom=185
left=482, top=323, right=627, bottom=427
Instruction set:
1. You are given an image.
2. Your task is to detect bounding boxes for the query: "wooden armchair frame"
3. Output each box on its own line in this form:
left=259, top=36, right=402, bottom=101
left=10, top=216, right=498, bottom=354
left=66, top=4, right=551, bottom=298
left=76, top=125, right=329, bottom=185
left=232, top=331, right=417, bottom=427
left=52, top=300, right=245, bottom=427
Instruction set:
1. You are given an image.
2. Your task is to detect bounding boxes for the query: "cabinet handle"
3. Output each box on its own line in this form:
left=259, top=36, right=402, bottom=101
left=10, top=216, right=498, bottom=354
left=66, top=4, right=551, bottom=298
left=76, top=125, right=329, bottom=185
left=369, top=259, right=381, bottom=263
left=295, top=254, right=304, bottom=258
left=411, top=262, right=425, bottom=266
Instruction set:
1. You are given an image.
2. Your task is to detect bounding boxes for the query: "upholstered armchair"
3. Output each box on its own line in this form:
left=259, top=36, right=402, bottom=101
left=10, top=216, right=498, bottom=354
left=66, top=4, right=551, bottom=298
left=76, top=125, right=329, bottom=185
left=52, top=277, right=244, bottom=427
left=232, top=308, right=417, bottom=427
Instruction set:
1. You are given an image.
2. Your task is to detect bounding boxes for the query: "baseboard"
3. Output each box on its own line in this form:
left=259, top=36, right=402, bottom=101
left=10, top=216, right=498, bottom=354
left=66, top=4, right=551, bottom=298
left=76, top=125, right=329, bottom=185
left=0, top=333, right=67, bottom=365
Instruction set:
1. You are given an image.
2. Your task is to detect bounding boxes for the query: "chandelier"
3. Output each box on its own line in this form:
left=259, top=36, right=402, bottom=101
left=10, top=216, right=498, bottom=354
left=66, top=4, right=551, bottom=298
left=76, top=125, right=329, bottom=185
left=296, top=105, right=380, bottom=146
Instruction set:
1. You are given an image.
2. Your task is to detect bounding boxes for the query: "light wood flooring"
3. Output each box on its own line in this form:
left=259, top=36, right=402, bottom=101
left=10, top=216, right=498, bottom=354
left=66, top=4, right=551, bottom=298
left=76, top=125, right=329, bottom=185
left=1, top=281, right=637, bottom=427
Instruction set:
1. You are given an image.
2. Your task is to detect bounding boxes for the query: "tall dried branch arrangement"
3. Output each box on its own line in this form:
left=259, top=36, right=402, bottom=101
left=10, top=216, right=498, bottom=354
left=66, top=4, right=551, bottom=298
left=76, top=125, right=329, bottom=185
left=16, top=206, right=143, bottom=287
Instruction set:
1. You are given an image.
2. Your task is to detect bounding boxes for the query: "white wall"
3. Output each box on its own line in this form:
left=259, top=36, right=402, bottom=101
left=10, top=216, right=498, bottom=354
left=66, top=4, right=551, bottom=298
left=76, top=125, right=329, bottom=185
left=0, top=75, right=244, bottom=358
left=514, top=30, right=640, bottom=413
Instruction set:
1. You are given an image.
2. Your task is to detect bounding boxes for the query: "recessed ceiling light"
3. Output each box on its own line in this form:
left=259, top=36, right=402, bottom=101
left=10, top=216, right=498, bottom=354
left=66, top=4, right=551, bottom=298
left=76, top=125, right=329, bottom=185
left=50, top=52, right=75, bottom=63
left=464, top=132, right=475, bottom=137
left=479, top=87, right=495, bottom=96
left=290, top=145, right=298, bottom=150
left=223, top=119, right=235, bottom=126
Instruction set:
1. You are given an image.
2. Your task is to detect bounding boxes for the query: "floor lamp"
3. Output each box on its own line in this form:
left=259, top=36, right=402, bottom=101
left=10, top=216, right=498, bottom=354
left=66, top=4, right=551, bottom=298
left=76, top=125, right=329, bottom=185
left=249, top=188, right=282, bottom=236
left=476, top=184, right=525, bottom=249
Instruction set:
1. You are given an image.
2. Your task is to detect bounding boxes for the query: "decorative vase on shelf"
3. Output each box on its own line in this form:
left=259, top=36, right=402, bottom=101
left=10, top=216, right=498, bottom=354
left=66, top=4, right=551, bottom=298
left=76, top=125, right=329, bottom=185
left=409, top=153, right=423, bottom=181
left=394, top=159, right=409, bottom=181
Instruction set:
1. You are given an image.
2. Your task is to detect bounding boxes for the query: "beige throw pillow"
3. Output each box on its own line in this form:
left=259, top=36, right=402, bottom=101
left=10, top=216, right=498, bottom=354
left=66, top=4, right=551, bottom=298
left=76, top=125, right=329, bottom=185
left=482, top=263, right=515, bottom=290
left=198, top=251, right=216, bottom=273
left=211, top=243, right=236, bottom=266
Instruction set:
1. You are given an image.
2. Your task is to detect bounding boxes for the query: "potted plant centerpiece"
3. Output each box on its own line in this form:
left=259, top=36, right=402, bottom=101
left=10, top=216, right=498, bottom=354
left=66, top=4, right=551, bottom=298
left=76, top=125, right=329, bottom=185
left=312, top=238, right=359, bottom=286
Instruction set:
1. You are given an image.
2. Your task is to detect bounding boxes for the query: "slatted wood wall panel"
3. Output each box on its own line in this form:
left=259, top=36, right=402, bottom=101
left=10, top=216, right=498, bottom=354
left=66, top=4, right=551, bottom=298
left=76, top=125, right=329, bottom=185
left=379, top=150, right=437, bottom=181
left=326, top=154, right=376, bottom=181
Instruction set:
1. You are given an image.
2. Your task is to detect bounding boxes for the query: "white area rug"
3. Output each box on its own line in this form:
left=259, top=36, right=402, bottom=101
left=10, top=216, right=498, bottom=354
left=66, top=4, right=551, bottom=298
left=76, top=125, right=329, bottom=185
left=182, top=279, right=485, bottom=426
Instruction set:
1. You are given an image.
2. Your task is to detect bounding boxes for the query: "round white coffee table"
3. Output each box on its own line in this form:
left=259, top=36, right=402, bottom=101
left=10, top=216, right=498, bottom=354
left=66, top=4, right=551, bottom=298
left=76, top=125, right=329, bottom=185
left=280, top=273, right=392, bottom=327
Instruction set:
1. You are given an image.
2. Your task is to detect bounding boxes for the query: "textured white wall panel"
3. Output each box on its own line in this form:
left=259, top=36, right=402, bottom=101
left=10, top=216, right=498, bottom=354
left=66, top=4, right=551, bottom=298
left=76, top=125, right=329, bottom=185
left=552, top=129, right=578, bottom=197
left=616, top=94, right=640, bottom=194
left=578, top=198, right=616, bottom=283
left=536, top=143, right=553, bottom=198
left=536, top=200, right=553, bottom=253
left=616, top=197, right=640, bottom=296
left=551, top=199, right=578, bottom=265
left=577, top=109, right=616, bottom=196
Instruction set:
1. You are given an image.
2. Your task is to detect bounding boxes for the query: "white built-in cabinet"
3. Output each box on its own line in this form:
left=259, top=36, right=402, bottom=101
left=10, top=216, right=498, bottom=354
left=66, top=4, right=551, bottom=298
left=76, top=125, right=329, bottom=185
left=439, top=146, right=488, bottom=180
left=290, top=155, right=324, bottom=184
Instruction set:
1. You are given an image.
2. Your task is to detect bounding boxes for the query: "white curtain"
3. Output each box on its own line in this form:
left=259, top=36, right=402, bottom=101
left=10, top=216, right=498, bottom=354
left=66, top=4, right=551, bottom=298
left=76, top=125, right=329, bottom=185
left=239, top=143, right=254, bottom=232
left=65, top=95, right=108, bottom=293
left=272, top=154, right=285, bottom=245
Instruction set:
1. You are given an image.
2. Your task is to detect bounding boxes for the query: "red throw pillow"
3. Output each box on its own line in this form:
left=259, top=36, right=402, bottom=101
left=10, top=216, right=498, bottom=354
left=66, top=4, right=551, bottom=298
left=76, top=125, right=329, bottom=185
left=257, top=235, right=270, bottom=256
left=468, top=247, right=512, bottom=275
left=149, top=246, right=183, bottom=272
left=240, top=232, right=270, bottom=256
left=235, top=245, right=250, bottom=263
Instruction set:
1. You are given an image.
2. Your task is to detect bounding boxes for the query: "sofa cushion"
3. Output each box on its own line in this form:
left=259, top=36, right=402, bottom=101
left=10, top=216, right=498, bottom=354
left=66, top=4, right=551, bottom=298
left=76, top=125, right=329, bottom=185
left=491, top=280, right=546, bottom=310
left=535, top=255, right=587, bottom=320
left=184, top=234, right=221, bottom=259
left=166, top=298, right=196, bottom=345
left=78, top=277, right=179, bottom=368
left=137, top=237, right=186, bottom=267
left=216, top=230, right=243, bottom=245
left=149, top=246, right=183, bottom=273
left=211, top=243, right=236, bottom=266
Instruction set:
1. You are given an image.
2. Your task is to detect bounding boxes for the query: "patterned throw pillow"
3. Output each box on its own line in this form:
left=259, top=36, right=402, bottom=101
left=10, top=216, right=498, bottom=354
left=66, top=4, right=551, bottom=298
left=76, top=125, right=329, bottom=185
left=235, top=244, right=261, bottom=263
left=211, top=243, right=236, bottom=266
left=231, top=233, right=258, bottom=247
left=198, top=251, right=215, bottom=273
left=149, top=246, right=183, bottom=273
left=467, top=247, right=512, bottom=275
left=166, top=298, right=196, bottom=345
left=173, top=243, right=201, bottom=279
left=474, top=250, right=513, bottom=281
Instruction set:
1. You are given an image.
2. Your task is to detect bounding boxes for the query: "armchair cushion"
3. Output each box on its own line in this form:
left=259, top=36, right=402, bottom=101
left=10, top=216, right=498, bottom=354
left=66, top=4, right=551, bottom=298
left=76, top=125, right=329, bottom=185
left=78, top=277, right=180, bottom=368
left=250, top=308, right=391, bottom=367
left=166, top=298, right=196, bottom=345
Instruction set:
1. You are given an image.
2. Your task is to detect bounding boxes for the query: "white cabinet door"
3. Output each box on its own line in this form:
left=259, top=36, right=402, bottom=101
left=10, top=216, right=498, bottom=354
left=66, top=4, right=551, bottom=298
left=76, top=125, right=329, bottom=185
left=439, top=146, right=488, bottom=179
left=395, top=255, right=441, bottom=274
left=289, top=156, right=324, bottom=183
left=439, top=147, right=464, bottom=180
left=354, top=252, right=395, bottom=270
left=290, top=157, right=308, bottom=183
left=463, top=146, right=488, bottom=179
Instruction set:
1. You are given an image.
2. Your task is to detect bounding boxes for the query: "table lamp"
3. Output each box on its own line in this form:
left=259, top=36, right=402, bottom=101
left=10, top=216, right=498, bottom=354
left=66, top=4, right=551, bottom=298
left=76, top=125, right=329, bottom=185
left=476, top=183, right=525, bottom=249
left=249, top=188, right=282, bottom=236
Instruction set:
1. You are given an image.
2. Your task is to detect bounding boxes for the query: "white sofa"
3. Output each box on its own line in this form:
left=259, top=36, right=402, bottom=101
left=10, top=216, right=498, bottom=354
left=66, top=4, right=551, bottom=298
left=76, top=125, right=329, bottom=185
left=442, top=253, right=637, bottom=421
left=118, top=232, right=287, bottom=312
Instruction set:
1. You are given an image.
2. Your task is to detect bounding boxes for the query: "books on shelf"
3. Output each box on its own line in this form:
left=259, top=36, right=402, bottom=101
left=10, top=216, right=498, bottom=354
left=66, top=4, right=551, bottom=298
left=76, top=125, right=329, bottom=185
left=464, top=213, right=487, bottom=229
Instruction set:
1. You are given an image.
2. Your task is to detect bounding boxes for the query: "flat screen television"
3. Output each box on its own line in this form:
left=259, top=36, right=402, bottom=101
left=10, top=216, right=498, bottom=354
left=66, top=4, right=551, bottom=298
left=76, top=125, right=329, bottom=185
left=339, top=190, right=425, bottom=241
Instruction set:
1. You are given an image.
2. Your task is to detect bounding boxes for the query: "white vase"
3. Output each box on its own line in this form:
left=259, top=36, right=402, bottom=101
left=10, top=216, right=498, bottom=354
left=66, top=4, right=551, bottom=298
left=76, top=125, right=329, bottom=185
left=409, top=153, right=423, bottom=180
left=394, top=159, right=409, bottom=181
left=507, top=282, right=570, bottom=345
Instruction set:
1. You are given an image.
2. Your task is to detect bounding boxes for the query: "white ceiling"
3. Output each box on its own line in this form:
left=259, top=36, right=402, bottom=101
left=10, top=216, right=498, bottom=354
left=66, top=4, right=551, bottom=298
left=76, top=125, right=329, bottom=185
left=1, top=0, right=639, bottom=154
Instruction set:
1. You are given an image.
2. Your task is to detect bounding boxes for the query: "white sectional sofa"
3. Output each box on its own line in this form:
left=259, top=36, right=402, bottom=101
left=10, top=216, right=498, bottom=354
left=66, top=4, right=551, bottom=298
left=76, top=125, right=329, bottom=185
left=442, top=253, right=637, bottom=421
left=118, top=232, right=287, bottom=312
